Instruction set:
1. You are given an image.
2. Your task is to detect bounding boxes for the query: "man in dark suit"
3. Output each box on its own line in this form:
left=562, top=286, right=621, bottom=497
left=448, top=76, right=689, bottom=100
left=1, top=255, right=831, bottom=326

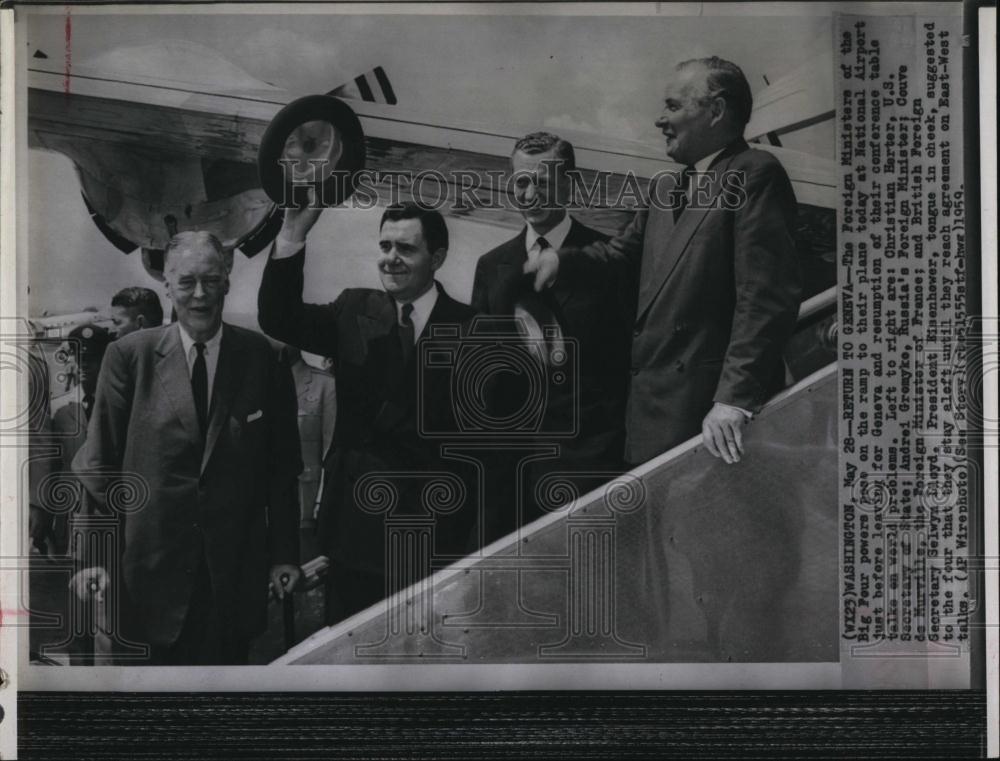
left=471, top=132, right=632, bottom=534
left=526, top=57, right=802, bottom=467
left=258, top=202, right=476, bottom=623
left=71, top=231, right=302, bottom=665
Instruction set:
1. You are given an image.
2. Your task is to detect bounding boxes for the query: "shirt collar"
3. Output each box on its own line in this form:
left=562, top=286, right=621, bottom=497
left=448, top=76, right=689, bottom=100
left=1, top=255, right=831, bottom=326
left=177, top=321, right=223, bottom=356
left=525, top=213, right=573, bottom=253
left=693, top=147, right=726, bottom=174
left=396, top=282, right=439, bottom=324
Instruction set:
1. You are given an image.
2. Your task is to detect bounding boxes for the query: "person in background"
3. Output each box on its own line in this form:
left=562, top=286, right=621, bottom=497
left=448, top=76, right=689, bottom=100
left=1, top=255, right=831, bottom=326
left=28, top=342, right=56, bottom=556
left=109, top=286, right=164, bottom=338
left=47, top=323, right=113, bottom=555
left=283, top=346, right=337, bottom=562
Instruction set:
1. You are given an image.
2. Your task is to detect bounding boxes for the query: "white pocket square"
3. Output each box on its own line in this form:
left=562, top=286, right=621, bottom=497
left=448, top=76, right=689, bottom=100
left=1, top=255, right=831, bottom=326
left=246, top=409, right=263, bottom=422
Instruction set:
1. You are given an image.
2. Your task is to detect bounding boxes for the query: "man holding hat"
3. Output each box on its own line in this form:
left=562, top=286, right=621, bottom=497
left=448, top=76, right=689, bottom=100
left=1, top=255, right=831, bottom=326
left=258, top=201, right=476, bottom=624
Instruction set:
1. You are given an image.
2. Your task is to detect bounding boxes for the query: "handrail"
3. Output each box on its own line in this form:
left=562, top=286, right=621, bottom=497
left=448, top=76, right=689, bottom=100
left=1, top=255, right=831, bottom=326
left=274, top=361, right=837, bottom=664
left=268, top=554, right=329, bottom=601
left=272, top=289, right=840, bottom=658
left=277, top=287, right=837, bottom=604
left=796, top=285, right=837, bottom=328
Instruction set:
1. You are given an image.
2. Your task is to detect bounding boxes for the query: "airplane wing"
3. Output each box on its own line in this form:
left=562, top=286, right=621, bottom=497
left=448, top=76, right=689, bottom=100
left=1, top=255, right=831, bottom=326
left=28, top=40, right=836, bottom=288
left=746, top=51, right=835, bottom=141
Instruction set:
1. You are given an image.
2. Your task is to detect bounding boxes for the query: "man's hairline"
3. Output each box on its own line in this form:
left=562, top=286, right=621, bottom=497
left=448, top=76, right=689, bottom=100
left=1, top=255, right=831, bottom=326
left=112, top=304, right=141, bottom=321
left=163, top=244, right=229, bottom=278
left=667, top=63, right=746, bottom=140
left=510, top=145, right=574, bottom=168
left=669, top=61, right=712, bottom=101
left=378, top=217, right=450, bottom=257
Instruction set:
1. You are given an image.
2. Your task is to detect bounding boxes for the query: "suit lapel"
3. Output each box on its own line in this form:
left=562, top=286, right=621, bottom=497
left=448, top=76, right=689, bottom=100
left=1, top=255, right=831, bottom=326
left=636, top=148, right=741, bottom=320
left=154, top=325, right=201, bottom=444
left=420, top=283, right=463, bottom=337
left=500, top=224, right=574, bottom=315
left=201, top=324, right=244, bottom=474
left=356, top=291, right=396, bottom=345
left=550, top=218, right=589, bottom=309
left=374, top=283, right=461, bottom=433
left=369, top=291, right=407, bottom=433
left=495, top=233, right=527, bottom=313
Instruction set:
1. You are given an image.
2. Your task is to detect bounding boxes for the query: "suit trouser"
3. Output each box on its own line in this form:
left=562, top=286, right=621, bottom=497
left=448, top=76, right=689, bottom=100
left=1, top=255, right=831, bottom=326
left=323, top=559, right=385, bottom=626
left=147, top=557, right=248, bottom=666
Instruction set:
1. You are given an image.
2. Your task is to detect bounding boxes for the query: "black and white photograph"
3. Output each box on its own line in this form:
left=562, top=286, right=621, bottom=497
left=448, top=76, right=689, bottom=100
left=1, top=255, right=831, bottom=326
left=0, top=1, right=995, bottom=757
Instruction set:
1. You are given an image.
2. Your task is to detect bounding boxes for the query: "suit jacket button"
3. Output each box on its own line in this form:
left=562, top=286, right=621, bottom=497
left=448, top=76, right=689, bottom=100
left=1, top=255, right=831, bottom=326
left=630, top=367, right=639, bottom=376
left=632, top=328, right=641, bottom=338
left=675, top=361, right=685, bottom=371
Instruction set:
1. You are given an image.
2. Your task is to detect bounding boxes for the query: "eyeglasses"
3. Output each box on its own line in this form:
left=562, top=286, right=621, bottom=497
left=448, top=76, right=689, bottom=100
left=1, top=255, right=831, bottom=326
left=173, top=277, right=225, bottom=294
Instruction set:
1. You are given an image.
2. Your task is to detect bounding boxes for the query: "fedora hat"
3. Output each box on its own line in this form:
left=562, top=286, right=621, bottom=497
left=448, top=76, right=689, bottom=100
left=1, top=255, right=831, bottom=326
left=258, top=94, right=366, bottom=209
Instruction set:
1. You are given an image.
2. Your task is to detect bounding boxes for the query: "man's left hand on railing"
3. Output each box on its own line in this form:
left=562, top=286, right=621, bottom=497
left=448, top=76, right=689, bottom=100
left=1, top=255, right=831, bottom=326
left=702, top=402, right=750, bottom=464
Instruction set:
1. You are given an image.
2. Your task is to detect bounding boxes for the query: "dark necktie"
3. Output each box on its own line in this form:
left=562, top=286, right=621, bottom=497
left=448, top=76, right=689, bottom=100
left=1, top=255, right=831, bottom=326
left=673, top=165, right=696, bottom=222
left=398, top=302, right=415, bottom=365
left=192, top=342, right=208, bottom=435
left=533, top=238, right=551, bottom=297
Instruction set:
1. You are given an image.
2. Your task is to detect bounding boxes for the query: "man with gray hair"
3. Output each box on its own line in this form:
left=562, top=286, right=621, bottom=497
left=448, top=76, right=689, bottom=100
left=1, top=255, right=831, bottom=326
left=71, top=231, right=302, bottom=665
left=526, top=57, right=802, bottom=467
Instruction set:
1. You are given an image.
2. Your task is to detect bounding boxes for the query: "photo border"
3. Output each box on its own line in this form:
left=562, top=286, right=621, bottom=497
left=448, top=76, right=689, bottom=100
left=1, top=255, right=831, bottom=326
left=1, top=0, right=995, bottom=756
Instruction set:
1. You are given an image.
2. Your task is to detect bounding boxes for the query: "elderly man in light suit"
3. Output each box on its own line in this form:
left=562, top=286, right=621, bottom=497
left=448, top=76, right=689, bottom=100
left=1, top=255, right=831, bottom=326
left=71, top=231, right=301, bottom=665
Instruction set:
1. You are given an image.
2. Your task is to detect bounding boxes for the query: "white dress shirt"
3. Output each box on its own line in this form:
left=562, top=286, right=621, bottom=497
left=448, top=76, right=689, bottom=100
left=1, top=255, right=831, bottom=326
left=177, top=322, right=223, bottom=402
left=524, top=213, right=573, bottom=267
left=397, top=284, right=438, bottom=343
left=272, top=232, right=306, bottom=260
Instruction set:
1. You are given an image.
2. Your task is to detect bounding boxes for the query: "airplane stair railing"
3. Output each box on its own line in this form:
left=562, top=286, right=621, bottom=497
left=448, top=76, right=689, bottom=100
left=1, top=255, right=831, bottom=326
left=272, top=287, right=838, bottom=664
